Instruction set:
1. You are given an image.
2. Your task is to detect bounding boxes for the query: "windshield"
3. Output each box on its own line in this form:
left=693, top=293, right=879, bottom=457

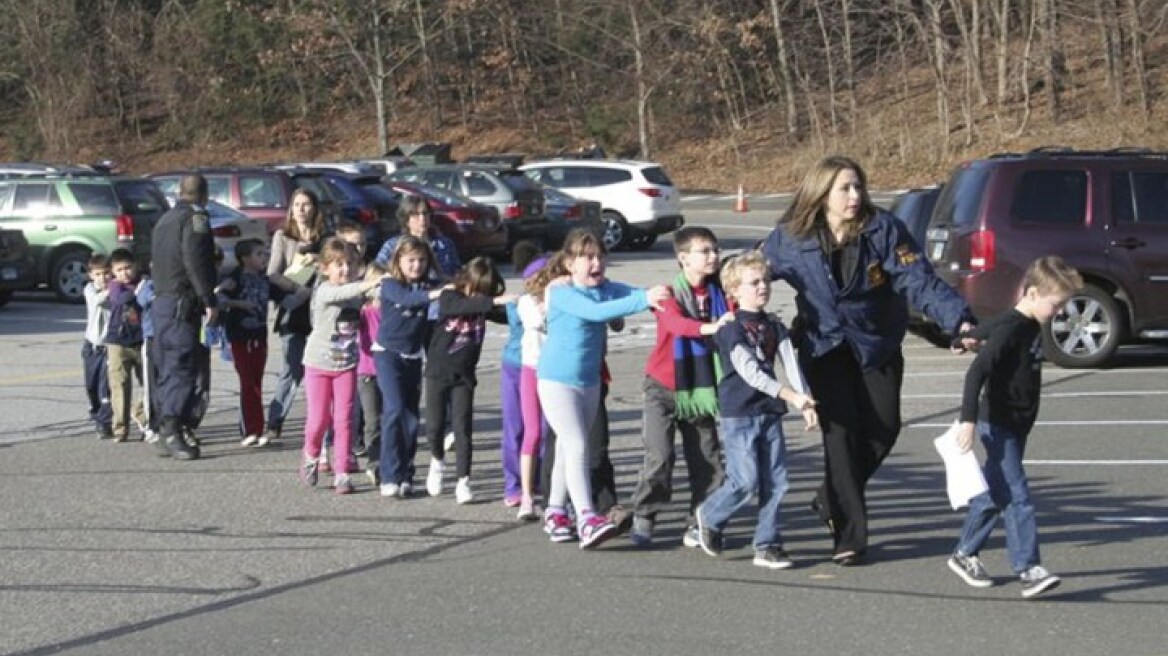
left=931, top=166, right=989, bottom=228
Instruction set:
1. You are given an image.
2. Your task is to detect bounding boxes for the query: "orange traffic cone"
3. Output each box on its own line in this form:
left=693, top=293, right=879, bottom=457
left=735, top=184, right=749, bottom=213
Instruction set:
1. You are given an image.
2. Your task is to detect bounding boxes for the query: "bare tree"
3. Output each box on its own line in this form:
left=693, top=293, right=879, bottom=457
left=769, top=0, right=799, bottom=138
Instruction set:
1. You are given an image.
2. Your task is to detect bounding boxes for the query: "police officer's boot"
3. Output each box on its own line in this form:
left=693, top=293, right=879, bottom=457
left=159, top=416, right=200, bottom=460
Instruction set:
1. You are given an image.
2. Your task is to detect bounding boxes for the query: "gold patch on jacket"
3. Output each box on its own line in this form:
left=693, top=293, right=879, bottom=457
left=896, top=244, right=919, bottom=266
left=867, top=262, right=887, bottom=287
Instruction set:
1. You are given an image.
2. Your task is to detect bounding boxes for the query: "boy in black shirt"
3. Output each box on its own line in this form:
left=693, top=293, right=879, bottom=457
left=947, top=256, right=1082, bottom=598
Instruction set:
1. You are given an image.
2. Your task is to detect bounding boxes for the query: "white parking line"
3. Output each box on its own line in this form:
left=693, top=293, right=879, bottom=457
left=907, top=420, right=1168, bottom=428
left=1029, top=461, right=1168, bottom=466
left=903, top=390, right=1168, bottom=400
left=699, top=223, right=773, bottom=232
left=1093, top=516, right=1168, bottom=522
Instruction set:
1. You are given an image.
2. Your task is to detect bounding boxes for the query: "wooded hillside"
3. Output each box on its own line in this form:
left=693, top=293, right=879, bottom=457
left=2, top=0, right=1166, bottom=189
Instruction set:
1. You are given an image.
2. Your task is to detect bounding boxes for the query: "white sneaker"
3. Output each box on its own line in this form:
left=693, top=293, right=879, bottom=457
left=443, top=431, right=456, bottom=452
left=398, top=481, right=413, bottom=498
left=241, top=435, right=259, bottom=447
left=455, top=477, right=474, bottom=504
left=427, top=459, right=445, bottom=496
left=379, top=483, right=400, bottom=497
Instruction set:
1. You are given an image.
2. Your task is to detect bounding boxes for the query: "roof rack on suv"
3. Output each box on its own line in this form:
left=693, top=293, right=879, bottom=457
left=987, top=146, right=1168, bottom=160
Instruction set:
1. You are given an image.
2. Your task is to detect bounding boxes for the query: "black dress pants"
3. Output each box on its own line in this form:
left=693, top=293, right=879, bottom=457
left=802, top=345, right=903, bottom=555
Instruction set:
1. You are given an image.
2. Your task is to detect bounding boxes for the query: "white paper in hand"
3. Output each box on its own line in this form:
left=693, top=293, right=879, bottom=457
left=934, top=422, right=989, bottom=510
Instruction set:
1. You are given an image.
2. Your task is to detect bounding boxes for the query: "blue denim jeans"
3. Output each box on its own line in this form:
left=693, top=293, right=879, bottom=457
left=956, top=421, right=1039, bottom=574
left=698, top=413, right=789, bottom=550
left=375, top=351, right=422, bottom=486
left=267, top=332, right=306, bottom=430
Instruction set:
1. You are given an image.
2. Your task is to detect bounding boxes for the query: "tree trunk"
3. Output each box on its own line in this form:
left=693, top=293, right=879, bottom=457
left=1041, top=0, right=1062, bottom=121
left=1126, top=0, right=1149, bottom=119
left=812, top=0, right=839, bottom=137
left=769, top=0, right=799, bottom=139
left=630, top=2, right=650, bottom=159
left=840, top=0, right=856, bottom=132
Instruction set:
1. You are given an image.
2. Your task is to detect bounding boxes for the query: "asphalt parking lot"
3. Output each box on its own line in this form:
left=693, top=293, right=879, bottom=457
left=1, top=197, right=1165, bottom=655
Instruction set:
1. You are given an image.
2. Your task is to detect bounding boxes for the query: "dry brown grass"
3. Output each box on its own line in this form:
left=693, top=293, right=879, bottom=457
left=27, top=28, right=1168, bottom=193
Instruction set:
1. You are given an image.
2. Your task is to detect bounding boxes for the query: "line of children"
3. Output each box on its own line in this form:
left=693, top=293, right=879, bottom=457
left=946, top=255, right=1081, bottom=598
left=498, top=242, right=544, bottom=511
left=82, top=255, right=113, bottom=439
left=103, top=249, right=149, bottom=442
left=218, top=239, right=273, bottom=446
left=629, top=226, right=733, bottom=547
left=424, top=257, right=516, bottom=503
left=298, top=238, right=387, bottom=494
left=536, top=230, right=670, bottom=549
left=694, top=252, right=818, bottom=569
left=375, top=236, right=446, bottom=498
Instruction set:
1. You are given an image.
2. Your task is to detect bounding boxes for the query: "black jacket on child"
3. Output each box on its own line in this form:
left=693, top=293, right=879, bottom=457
left=425, top=290, right=507, bottom=386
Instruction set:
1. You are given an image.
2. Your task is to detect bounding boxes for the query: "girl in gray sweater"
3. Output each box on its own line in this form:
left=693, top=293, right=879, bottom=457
left=299, top=238, right=386, bottom=494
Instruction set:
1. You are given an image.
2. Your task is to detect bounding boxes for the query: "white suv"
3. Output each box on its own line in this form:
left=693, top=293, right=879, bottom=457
left=519, top=159, right=684, bottom=250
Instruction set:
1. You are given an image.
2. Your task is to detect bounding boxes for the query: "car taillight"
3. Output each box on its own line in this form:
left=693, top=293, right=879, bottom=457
left=638, top=187, right=662, bottom=198
left=356, top=208, right=377, bottom=224
left=212, top=225, right=240, bottom=238
left=116, top=214, right=134, bottom=241
left=969, top=229, right=995, bottom=272
left=564, top=204, right=581, bottom=220
left=502, top=202, right=522, bottom=220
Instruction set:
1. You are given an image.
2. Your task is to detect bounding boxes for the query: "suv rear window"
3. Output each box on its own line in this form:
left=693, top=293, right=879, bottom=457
left=932, top=166, right=989, bottom=228
left=1011, top=170, right=1087, bottom=224
left=68, top=183, right=120, bottom=214
left=497, top=171, right=541, bottom=192
left=113, top=180, right=168, bottom=214
left=640, top=166, right=673, bottom=186
left=240, top=175, right=285, bottom=208
left=1122, top=171, right=1168, bottom=224
left=586, top=168, right=632, bottom=186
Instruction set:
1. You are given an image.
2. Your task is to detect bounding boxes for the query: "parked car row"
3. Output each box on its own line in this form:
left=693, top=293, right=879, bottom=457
left=892, top=147, right=1168, bottom=368
left=0, top=154, right=683, bottom=304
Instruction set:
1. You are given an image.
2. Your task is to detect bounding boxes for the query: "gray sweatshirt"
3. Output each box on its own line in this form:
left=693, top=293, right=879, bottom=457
left=302, top=281, right=369, bottom=372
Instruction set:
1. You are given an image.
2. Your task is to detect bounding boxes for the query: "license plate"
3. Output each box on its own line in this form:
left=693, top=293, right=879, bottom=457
left=930, top=243, right=945, bottom=260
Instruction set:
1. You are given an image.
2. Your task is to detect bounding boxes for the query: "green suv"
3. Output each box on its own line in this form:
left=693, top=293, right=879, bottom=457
left=0, top=173, right=169, bottom=303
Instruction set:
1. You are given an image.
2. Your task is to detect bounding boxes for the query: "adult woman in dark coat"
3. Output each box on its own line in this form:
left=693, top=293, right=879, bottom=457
left=761, top=156, right=975, bottom=565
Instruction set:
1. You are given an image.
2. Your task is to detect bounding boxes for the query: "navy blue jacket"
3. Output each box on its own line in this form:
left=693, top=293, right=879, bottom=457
left=377, top=279, right=434, bottom=355
left=761, top=210, right=972, bottom=371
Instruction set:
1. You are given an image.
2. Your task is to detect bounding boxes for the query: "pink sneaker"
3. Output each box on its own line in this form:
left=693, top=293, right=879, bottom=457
left=578, top=515, right=618, bottom=550
left=503, top=494, right=522, bottom=508
left=542, top=510, right=576, bottom=543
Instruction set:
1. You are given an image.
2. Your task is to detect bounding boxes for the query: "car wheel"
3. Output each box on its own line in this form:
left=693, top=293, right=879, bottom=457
left=1042, top=283, right=1124, bottom=368
left=51, top=248, right=92, bottom=304
left=601, top=211, right=629, bottom=251
left=0, top=289, right=12, bottom=308
left=627, top=233, right=658, bottom=251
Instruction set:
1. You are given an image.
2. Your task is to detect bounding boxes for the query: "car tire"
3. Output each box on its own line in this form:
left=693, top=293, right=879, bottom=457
left=1042, top=283, right=1124, bottom=368
left=51, top=248, right=92, bottom=305
left=0, top=289, right=12, bottom=308
left=627, top=232, right=658, bottom=251
left=601, top=211, right=630, bottom=251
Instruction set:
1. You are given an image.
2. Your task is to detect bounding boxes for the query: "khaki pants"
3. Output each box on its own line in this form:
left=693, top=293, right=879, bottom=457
left=107, top=343, right=146, bottom=439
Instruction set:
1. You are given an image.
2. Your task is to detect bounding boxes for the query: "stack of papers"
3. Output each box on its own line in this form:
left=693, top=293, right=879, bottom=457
left=933, top=422, right=989, bottom=510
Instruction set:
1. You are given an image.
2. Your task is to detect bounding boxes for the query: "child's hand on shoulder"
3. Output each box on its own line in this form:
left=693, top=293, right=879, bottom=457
left=646, top=284, right=671, bottom=310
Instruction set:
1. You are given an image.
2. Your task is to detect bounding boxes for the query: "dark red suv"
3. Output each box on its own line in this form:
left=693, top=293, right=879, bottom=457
left=926, top=148, right=1168, bottom=367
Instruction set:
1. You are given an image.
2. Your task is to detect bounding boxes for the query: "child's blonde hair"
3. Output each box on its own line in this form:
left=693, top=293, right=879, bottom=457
left=1022, top=255, right=1083, bottom=297
left=319, top=237, right=355, bottom=269
left=387, top=235, right=435, bottom=283
left=721, top=251, right=769, bottom=301
left=525, top=252, right=568, bottom=296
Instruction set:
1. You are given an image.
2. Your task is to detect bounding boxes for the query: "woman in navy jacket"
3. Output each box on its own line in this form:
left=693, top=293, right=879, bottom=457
left=761, top=156, right=974, bottom=565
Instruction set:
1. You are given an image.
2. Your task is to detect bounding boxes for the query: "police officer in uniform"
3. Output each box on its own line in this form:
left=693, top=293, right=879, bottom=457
left=151, top=174, right=218, bottom=460
left=762, top=156, right=975, bottom=566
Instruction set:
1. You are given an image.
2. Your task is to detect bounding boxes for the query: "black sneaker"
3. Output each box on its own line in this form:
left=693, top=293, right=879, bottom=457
left=694, top=508, right=722, bottom=557
left=753, top=546, right=794, bottom=570
left=1019, top=565, right=1061, bottom=598
left=97, top=426, right=114, bottom=440
left=948, top=553, right=993, bottom=588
